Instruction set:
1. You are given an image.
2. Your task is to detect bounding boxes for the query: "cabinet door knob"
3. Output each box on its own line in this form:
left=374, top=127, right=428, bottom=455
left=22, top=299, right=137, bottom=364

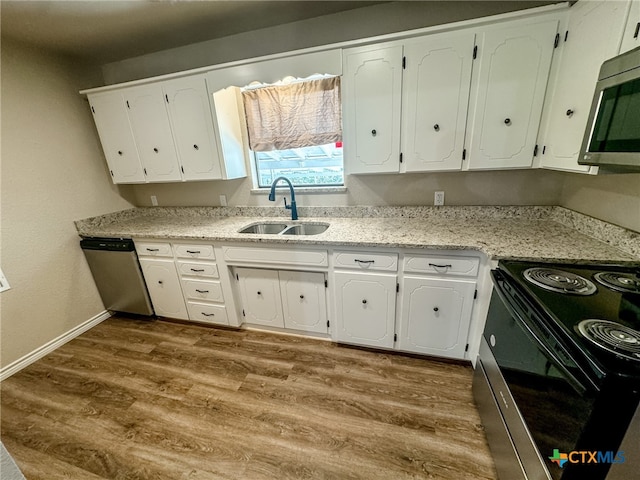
left=371, top=129, right=377, bottom=137
left=433, top=307, right=439, bottom=312
left=299, top=295, right=304, bottom=299
left=566, top=109, right=574, bottom=117
left=257, top=291, right=261, bottom=295
left=504, top=118, right=511, bottom=126
left=362, top=299, right=367, bottom=304
left=158, top=280, right=163, bottom=285
left=153, top=147, right=159, bottom=153
left=117, top=150, right=123, bottom=156
left=193, top=144, right=199, bottom=150
left=433, top=124, right=440, bottom=132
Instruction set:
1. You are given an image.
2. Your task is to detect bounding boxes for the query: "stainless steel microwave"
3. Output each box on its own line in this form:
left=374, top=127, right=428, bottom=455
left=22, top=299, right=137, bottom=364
left=579, top=46, right=640, bottom=173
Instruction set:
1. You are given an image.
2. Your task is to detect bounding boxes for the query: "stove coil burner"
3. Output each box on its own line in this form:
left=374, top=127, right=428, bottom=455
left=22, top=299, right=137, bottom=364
left=523, top=268, right=597, bottom=295
left=577, top=319, right=640, bottom=362
left=594, top=271, right=640, bottom=294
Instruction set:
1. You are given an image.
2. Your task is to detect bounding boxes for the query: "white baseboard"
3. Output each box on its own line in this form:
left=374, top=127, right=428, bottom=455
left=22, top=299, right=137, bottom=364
left=0, top=310, right=112, bottom=382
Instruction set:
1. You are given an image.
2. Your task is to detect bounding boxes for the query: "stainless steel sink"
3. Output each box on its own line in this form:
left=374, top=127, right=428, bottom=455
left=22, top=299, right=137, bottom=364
left=281, top=223, right=329, bottom=235
left=238, top=222, right=329, bottom=235
left=238, top=223, right=288, bottom=234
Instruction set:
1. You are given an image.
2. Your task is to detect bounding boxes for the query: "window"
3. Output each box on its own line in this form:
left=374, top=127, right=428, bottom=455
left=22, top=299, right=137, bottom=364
left=242, top=75, right=343, bottom=188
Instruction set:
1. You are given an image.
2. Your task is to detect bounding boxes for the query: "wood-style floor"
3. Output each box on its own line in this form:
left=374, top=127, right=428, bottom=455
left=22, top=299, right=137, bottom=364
left=1, top=316, right=497, bottom=480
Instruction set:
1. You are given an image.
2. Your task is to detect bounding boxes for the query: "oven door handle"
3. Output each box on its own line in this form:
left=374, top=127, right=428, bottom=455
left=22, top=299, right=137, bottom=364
left=490, top=270, right=593, bottom=395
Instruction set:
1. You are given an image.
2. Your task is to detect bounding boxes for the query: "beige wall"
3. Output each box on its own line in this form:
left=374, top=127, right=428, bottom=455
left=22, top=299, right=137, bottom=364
left=559, top=172, right=640, bottom=233
left=0, top=40, right=133, bottom=368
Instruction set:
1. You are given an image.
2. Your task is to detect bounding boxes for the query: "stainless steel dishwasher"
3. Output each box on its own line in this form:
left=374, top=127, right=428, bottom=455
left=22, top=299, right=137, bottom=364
left=80, top=237, right=154, bottom=316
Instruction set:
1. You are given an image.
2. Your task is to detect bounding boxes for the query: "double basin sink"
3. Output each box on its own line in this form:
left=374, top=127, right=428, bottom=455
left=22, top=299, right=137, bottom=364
left=239, top=222, right=329, bottom=236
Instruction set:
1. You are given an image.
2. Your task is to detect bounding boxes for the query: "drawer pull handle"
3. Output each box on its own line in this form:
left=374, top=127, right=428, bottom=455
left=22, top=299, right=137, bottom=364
left=354, top=259, right=375, bottom=265
left=195, top=289, right=209, bottom=294
left=429, top=263, right=452, bottom=269
left=190, top=268, right=205, bottom=272
left=201, top=312, right=215, bottom=317
left=146, top=248, right=160, bottom=252
left=186, top=250, right=201, bottom=254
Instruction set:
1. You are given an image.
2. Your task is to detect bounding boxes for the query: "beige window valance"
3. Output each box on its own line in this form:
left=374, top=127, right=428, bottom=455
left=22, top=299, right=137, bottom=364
left=242, top=76, right=342, bottom=152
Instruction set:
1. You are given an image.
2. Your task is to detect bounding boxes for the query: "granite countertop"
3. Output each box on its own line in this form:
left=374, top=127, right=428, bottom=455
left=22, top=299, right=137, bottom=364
left=75, top=206, right=640, bottom=264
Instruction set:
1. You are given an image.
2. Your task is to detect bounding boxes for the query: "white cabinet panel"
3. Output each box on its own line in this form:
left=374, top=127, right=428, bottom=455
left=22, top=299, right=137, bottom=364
left=125, top=84, right=182, bottom=182
left=164, top=76, right=223, bottom=181
left=333, top=251, right=398, bottom=271
left=88, top=91, right=145, bottom=184
left=177, top=261, right=219, bottom=278
left=236, top=268, right=284, bottom=328
left=174, top=243, right=216, bottom=260
left=343, top=45, right=403, bottom=174
left=223, top=246, right=328, bottom=268
left=139, top=258, right=188, bottom=320
left=402, top=32, right=475, bottom=172
left=186, top=302, right=229, bottom=326
left=540, top=0, right=629, bottom=173
left=398, top=276, right=475, bottom=359
left=466, top=20, right=558, bottom=169
left=333, top=271, right=396, bottom=348
left=620, top=0, right=640, bottom=54
left=403, top=255, right=480, bottom=277
left=279, top=271, right=327, bottom=334
left=182, top=279, right=224, bottom=303
left=135, top=242, right=173, bottom=257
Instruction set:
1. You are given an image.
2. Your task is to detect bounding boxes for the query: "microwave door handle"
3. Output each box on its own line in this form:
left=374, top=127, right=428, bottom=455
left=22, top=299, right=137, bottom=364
left=490, top=271, right=593, bottom=395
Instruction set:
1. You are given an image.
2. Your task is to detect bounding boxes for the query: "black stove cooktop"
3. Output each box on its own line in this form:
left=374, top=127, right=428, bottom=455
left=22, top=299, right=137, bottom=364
left=498, top=260, right=640, bottom=380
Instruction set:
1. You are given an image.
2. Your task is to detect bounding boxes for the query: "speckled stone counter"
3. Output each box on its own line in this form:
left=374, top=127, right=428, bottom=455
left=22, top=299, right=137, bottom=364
left=75, top=206, right=640, bottom=264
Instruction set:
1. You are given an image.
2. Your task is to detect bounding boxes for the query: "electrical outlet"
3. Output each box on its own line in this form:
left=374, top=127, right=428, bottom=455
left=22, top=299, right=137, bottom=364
left=219, top=194, right=228, bottom=207
left=434, top=191, right=445, bottom=206
left=150, top=195, right=158, bottom=206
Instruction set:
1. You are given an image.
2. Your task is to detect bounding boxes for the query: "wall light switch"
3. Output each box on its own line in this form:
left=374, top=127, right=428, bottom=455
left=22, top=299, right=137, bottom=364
left=150, top=195, right=158, bottom=206
left=219, top=194, right=228, bottom=207
left=434, top=191, right=445, bottom=206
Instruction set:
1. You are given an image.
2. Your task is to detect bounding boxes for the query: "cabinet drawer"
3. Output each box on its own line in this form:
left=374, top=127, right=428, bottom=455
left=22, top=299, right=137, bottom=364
left=174, top=244, right=215, bottom=260
left=177, top=261, right=219, bottom=278
left=223, top=246, right=328, bottom=267
left=182, top=279, right=224, bottom=302
left=187, top=302, right=229, bottom=325
left=333, top=251, right=398, bottom=272
left=403, top=255, right=479, bottom=277
left=135, top=241, right=172, bottom=257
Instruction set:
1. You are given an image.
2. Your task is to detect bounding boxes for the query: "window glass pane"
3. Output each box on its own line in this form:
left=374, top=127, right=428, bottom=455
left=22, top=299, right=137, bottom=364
left=255, top=142, right=344, bottom=188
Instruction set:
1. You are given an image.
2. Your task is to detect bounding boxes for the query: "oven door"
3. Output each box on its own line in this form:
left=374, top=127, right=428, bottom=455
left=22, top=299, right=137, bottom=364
left=482, top=270, right=599, bottom=480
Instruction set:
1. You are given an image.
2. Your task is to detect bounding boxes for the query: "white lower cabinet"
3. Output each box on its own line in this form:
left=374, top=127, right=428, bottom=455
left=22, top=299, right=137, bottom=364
left=236, top=267, right=328, bottom=334
left=139, top=258, right=189, bottom=320
left=333, top=271, right=397, bottom=349
left=398, top=276, right=476, bottom=359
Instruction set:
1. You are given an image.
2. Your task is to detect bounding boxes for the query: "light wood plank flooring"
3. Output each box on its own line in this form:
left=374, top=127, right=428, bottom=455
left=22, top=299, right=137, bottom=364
left=1, top=316, right=497, bottom=479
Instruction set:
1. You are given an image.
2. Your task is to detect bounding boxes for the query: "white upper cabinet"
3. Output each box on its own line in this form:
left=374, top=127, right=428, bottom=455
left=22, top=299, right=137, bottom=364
left=465, top=19, right=559, bottom=170
left=124, top=84, right=182, bottom=182
left=164, top=76, right=223, bottom=181
left=86, top=74, right=247, bottom=184
left=343, top=44, right=403, bottom=174
left=620, top=0, right=640, bottom=54
left=538, top=0, right=630, bottom=173
left=401, top=32, right=475, bottom=172
left=88, top=91, right=145, bottom=183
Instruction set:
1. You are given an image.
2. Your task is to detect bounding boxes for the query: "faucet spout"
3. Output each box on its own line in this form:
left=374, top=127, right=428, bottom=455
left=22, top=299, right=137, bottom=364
left=268, top=176, right=298, bottom=220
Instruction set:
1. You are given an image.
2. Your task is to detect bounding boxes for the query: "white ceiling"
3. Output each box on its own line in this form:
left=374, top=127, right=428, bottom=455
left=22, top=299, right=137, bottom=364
left=0, top=1, right=385, bottom=64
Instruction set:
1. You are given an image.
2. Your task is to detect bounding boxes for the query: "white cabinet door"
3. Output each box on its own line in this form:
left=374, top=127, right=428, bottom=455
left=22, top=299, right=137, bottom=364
left=398, top=276, right=475, bottom=359
left=236, top=268, right=284, bottom=328
left=333, top=271, right=396, bottom=348
left=343, top=45, right=403, bottom=174
left=139, top=258, right=188, bottom=320
left=466, top=20, right=558, bottom=170
left=620, top=0, right=640, bottom=54
left=540, top=0, right=629, bottom=173
left=125, top=84, right=182, bottom=182
left=402, top=32, right=475, bottom=172
left=88, top=92, right=145, bottom=184
left=279, top=271, right=327, bottom=334
left=164, top=76, right=223, bottom=181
